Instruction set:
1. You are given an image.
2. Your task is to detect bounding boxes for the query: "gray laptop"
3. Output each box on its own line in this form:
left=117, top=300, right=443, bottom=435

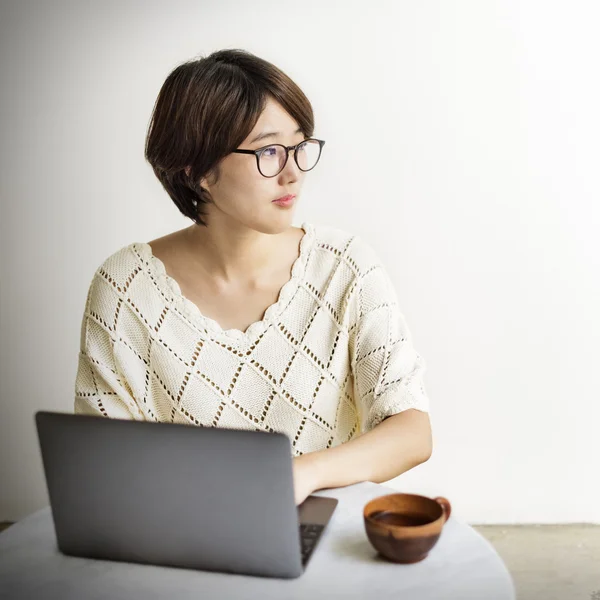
left=35, top=411, right=338, bottom=579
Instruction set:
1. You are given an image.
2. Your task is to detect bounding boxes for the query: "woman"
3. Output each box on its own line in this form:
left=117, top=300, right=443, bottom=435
left=74, top=49, right=433, bottom=505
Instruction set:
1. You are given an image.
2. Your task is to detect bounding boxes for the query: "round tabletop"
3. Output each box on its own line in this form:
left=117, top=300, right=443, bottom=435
left=0, top=481, right=515, bottom=600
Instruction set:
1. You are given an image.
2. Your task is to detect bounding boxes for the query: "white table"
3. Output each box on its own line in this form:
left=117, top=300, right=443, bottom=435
left=0, top=481, right=515, bottom=600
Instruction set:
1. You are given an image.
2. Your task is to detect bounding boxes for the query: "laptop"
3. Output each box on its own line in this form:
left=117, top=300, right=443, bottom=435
left=35, top=411, right=338, bottom=579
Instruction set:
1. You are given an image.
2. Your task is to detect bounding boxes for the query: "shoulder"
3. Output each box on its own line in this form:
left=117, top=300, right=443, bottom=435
left=307, top=222, right=385, bottom=276
left=82, top=241, right=157, bottom=315
left=309, top=223, right=399, bottom=313
left=79, top=240, right=171, bottom=347
left=90, top=242, right=152, bottom=290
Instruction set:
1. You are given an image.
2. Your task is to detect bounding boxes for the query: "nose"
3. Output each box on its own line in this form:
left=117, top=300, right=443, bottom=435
left=279, top=146, right=301, bottom=180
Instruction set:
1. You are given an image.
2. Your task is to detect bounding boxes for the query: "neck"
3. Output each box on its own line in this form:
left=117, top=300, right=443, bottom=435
left=184, top=216, right=297, bottom=285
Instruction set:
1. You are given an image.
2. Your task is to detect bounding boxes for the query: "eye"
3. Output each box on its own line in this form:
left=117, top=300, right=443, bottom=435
left=262, top=145, right=279, bottom=157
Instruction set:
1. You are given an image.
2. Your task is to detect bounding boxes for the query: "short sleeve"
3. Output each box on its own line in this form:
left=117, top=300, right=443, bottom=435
left=348, top=246, right=430, bottom=433
left=74, top=274, right=144, bottom=420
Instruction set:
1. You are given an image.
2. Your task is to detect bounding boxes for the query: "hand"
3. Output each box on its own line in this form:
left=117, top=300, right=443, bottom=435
left=292, top=455, right=318, bottom=506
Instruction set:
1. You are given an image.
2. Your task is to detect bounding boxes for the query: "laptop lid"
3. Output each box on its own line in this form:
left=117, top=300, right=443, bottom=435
left=35, top=411, right=327, bottom=579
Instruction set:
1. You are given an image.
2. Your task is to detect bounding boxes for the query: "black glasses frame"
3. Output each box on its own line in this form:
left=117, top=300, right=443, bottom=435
left=231, top=138, right=326, bottom=178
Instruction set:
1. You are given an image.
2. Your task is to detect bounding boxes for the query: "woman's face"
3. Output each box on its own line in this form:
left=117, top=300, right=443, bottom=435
left=198, top=97, right=308, bottom=234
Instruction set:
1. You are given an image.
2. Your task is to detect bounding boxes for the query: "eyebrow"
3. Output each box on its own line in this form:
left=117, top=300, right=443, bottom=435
left=250, top=127, right=303, bottom=145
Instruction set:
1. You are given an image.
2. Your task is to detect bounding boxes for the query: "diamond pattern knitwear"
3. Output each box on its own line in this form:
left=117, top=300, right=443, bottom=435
left=74, top=222, right=430, bottom=456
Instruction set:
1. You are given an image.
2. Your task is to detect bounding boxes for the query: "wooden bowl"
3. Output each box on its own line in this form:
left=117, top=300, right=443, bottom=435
left=363, top=493, right=452, bottom=564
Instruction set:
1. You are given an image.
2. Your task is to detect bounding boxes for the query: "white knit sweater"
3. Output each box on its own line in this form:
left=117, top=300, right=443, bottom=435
left=74, top=221, right=430, bottom=456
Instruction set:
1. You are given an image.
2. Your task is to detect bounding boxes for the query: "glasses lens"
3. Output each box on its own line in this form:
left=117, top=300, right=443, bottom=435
left=259, top=140, right=322, bottom=177
left=259, top=145, right=287, bottom=177
left=296, top=139, right=322, bottom=172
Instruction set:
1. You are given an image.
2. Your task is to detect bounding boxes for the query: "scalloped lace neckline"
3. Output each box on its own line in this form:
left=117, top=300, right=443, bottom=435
left=136, top=222, right=315, bottom=343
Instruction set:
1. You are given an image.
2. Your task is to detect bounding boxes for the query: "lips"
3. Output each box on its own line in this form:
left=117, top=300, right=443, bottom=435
left=273, top=194, right=295, bottom=202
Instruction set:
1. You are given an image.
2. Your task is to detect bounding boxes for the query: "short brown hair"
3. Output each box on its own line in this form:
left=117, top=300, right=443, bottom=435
left=144, top=49, right=315, bottom=227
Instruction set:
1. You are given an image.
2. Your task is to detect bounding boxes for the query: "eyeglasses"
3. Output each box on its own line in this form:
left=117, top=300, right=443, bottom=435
left=231, top=138, right=325, bottom=178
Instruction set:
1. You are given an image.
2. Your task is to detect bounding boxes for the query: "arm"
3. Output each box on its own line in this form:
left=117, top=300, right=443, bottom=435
left=293, top=237, right=433, bottom=504
left=74, top=272, right=143, bottom=420
left=293, top=408, right=432, bottom=504
left=75, top=347, right=143, bottom=419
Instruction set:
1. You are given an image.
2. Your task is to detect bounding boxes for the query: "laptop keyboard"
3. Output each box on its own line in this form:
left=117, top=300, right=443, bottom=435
left=299, top=523, right=325, bottom=565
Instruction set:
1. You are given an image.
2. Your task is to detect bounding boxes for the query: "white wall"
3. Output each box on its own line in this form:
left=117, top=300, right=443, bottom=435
left=1, top=0, right=598, bottom=524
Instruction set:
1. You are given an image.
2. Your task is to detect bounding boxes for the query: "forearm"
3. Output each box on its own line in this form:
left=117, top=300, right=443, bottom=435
left=301, top=408, right=433, bottom=491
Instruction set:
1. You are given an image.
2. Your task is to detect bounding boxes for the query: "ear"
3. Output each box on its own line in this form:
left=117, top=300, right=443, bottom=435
left=185, top=166, right=212, bottom=193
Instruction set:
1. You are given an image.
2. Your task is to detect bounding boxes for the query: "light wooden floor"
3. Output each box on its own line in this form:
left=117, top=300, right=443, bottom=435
left=472, top=524, right=600, bottom=600
left=2, top=521, right=599, bottom=598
